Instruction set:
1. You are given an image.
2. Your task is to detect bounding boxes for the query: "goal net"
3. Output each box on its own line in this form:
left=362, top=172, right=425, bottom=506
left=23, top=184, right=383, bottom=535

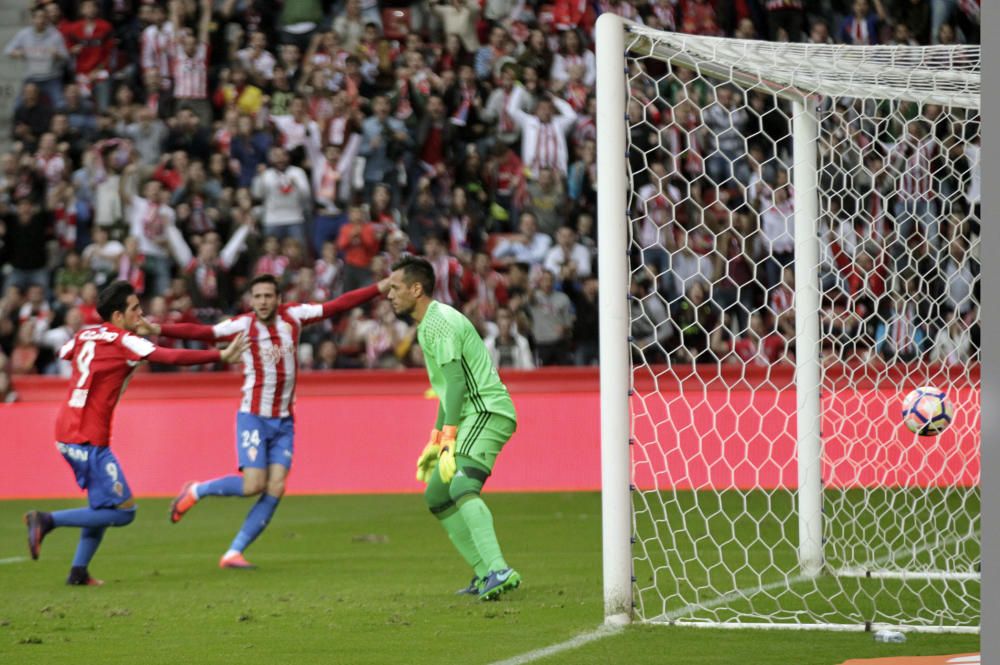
left=595, top=16, right=981, bottom=633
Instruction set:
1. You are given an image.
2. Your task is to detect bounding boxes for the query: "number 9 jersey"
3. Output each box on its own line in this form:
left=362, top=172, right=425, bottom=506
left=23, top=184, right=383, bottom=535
left=53, top=325, right=157, bottom=447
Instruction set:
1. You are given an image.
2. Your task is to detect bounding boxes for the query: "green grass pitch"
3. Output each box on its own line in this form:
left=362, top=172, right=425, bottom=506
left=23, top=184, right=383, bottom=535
left=0, top=493, right=979, bottom=664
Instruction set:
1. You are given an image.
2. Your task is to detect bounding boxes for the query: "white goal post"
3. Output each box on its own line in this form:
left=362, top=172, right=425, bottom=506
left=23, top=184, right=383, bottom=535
left=596, top=14, right=981, bottom=632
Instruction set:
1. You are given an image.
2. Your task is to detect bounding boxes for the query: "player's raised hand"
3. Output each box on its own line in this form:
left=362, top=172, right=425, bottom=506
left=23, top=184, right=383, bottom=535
left=220, top=333, right=249, bottom=363
left=377, top=276, right=391, bottom=295
left=134, top=316, right=162, bottom=337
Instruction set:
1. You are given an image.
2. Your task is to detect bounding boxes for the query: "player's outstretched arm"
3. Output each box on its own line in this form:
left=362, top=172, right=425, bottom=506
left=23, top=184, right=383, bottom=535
left=294, top=279, right=391, bottom=326
left=146, top=333, right=248, bottom=366
left=319, top=279, right=390, bottom=318
left=136, top=317, right=233, bottom=342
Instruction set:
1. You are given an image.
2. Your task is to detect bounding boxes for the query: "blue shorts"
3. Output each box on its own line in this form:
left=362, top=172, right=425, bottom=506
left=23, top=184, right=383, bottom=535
left=56, top=442, right=133, bottom=509
left=236, top=413, right=294, bottom=470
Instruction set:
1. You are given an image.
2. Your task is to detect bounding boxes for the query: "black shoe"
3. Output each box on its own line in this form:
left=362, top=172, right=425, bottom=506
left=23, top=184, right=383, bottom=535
left=24, top=511, right=53, bottom=560
left=66, top=566, right=104, bottom=586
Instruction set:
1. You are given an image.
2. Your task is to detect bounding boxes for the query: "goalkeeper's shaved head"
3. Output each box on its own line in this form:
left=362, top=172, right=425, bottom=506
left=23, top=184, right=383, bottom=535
left=392, top=256, right=436, bottom=297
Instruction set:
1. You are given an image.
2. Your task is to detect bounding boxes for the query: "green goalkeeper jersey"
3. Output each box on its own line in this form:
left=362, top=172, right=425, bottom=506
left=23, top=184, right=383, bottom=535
left=418, top=300, right=517, bottom=424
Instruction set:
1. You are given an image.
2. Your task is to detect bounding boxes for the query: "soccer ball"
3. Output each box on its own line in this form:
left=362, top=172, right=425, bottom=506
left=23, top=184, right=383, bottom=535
left=901, top=386, right=954, bottom=436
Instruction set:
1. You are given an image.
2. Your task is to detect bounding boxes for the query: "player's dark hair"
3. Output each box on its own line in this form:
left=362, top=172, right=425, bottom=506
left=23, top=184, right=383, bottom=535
left=249, top=273, right=280, bottom=294
left=392, top=256, right=436, bottom=297
left=97, top=280, right=135, bottom=322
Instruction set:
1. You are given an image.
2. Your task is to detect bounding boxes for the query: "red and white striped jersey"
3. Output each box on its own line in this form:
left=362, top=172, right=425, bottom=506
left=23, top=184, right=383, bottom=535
left=890, top=303, right=917, bottom=354
left=54, top=325, right=156, bottom=446
left=172, top=43, right=208, bottom=99
left=36, top=152, right=66, bottom=186
left=958, top=0, right=980, bottom=19
left=141, top=22, right=174, bottom=81
left=211, top=303, right=327, bottom=418
left=427, top=254, right=463, bottom=306
left=770, top=283, right=793, bottom=315
left=765, top=0, right=803, bottom=9
left=890, top=137, right=937, bottom=202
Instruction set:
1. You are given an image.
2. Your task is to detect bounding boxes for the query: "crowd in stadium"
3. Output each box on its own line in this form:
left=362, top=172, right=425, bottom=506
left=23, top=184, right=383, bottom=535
left=0, top=0, right=982, bottom=395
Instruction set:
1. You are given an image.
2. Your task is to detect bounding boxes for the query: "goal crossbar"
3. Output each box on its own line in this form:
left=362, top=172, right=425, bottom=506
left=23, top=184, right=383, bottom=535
left=625, top=25, right=981, bottom=110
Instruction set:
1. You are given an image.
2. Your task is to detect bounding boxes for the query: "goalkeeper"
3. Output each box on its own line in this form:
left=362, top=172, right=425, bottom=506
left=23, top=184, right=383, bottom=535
left=386, top=256, right=521, bottom=600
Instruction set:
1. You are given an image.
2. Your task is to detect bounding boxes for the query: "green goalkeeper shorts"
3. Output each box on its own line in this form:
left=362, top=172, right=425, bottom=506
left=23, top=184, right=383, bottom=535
left=455, top=413, right=516, bottom=475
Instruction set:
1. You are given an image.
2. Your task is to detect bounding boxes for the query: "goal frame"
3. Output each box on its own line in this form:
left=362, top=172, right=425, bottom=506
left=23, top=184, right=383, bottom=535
left=595, top=13, right=981, bottom=631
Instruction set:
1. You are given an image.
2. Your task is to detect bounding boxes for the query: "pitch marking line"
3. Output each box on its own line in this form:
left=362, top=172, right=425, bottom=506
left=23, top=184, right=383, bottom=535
left=490, top=532, right=977, bottom=664
left=0, top=556, right=27, bottom=565
left=486, top=624, right=624, bottom=665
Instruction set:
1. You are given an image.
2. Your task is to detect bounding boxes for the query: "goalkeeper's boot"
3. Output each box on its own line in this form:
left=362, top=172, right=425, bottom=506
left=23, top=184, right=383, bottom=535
left=169, top=482, right=198, bottom=523
left=219, top=551, right=256, bottom=570
left=66, top=566, right=104, bottom=586
left=479, top=568, right=521, bottom=601
left=455, top=576, right=483, bottom=596
left=24, top=510, right=53, bottom=560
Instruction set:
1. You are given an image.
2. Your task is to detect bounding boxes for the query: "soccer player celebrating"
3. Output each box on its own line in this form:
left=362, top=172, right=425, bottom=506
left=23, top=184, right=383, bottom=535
left=386, top=257, right=521, bottom=600
left=139, top=274, right=388, bottom=568
left=24, top=281, right=247, bottom=585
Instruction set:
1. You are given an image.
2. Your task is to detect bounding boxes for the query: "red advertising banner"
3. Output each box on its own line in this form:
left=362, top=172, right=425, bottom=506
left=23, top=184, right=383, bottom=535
left=0, top=366, right=978, bottom=499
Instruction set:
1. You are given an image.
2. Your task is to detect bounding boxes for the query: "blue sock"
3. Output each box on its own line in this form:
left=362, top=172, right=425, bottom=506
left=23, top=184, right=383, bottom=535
left=195, top=475, right=245, bottom=498
left=72, top=527, right=106, bottom=567
left=229, top=494, right=280, bottom=553
left=51, top=508, right=136, bottom=529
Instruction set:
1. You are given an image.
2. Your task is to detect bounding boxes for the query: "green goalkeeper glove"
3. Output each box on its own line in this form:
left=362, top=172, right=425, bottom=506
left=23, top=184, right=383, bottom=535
left=437, top=425, right=458, bottom=483
left=416, top=429, right=442, bottom=483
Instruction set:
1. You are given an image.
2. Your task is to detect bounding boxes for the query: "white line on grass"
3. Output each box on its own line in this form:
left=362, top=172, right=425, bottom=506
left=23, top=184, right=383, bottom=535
left=0, top=556, right=27, bottom=565
left=486, top=625, right=624, bottom=665
left=489, top=531, right=978, bottom=665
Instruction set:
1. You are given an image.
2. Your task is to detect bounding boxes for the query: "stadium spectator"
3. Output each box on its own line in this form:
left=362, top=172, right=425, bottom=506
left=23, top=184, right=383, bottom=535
left=312, top=338, right=340, bottom=370
left=40, top=307, right=83, bottom=376
left=528, top=269, right=574, bottom=366
left=491, top=212, right=551, bottom=269
left=630, top=271, right=672, bottom=364
left=525, top=167, right=566, bottom=236
left=931, top=308, right=973, bottom=366
left=252, top=147, right=311, bottom=243
left=484, top=305, right=534, bottom=369
left=567, top=275, right=599, bottom=365
left=875, top=286, right=927, bottom=363
left=337, top=205, right=379, bottom=291
left=121, top=167, right=176, bottom=298
left=839, top=0, right=882, bottom=45
left=360, top=299, right=410, bottom=369
left=481, top=63, right=521, bottom=149
left=5, top=7, right=69, bottom=109
left=359, top=95, right=412, bottom=202
left=461, top=251, right=507, bottom=321
left=1, top=199, right=50, bottom=293
left=12, top=82, right=53, bottom=147
left=169, top=0, right=213, bottom=126
left=544, top=225, right=591, bottom=287
left=65, top=0, right=114, bottom=112
left=507, top=85, right=577, bottom=179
